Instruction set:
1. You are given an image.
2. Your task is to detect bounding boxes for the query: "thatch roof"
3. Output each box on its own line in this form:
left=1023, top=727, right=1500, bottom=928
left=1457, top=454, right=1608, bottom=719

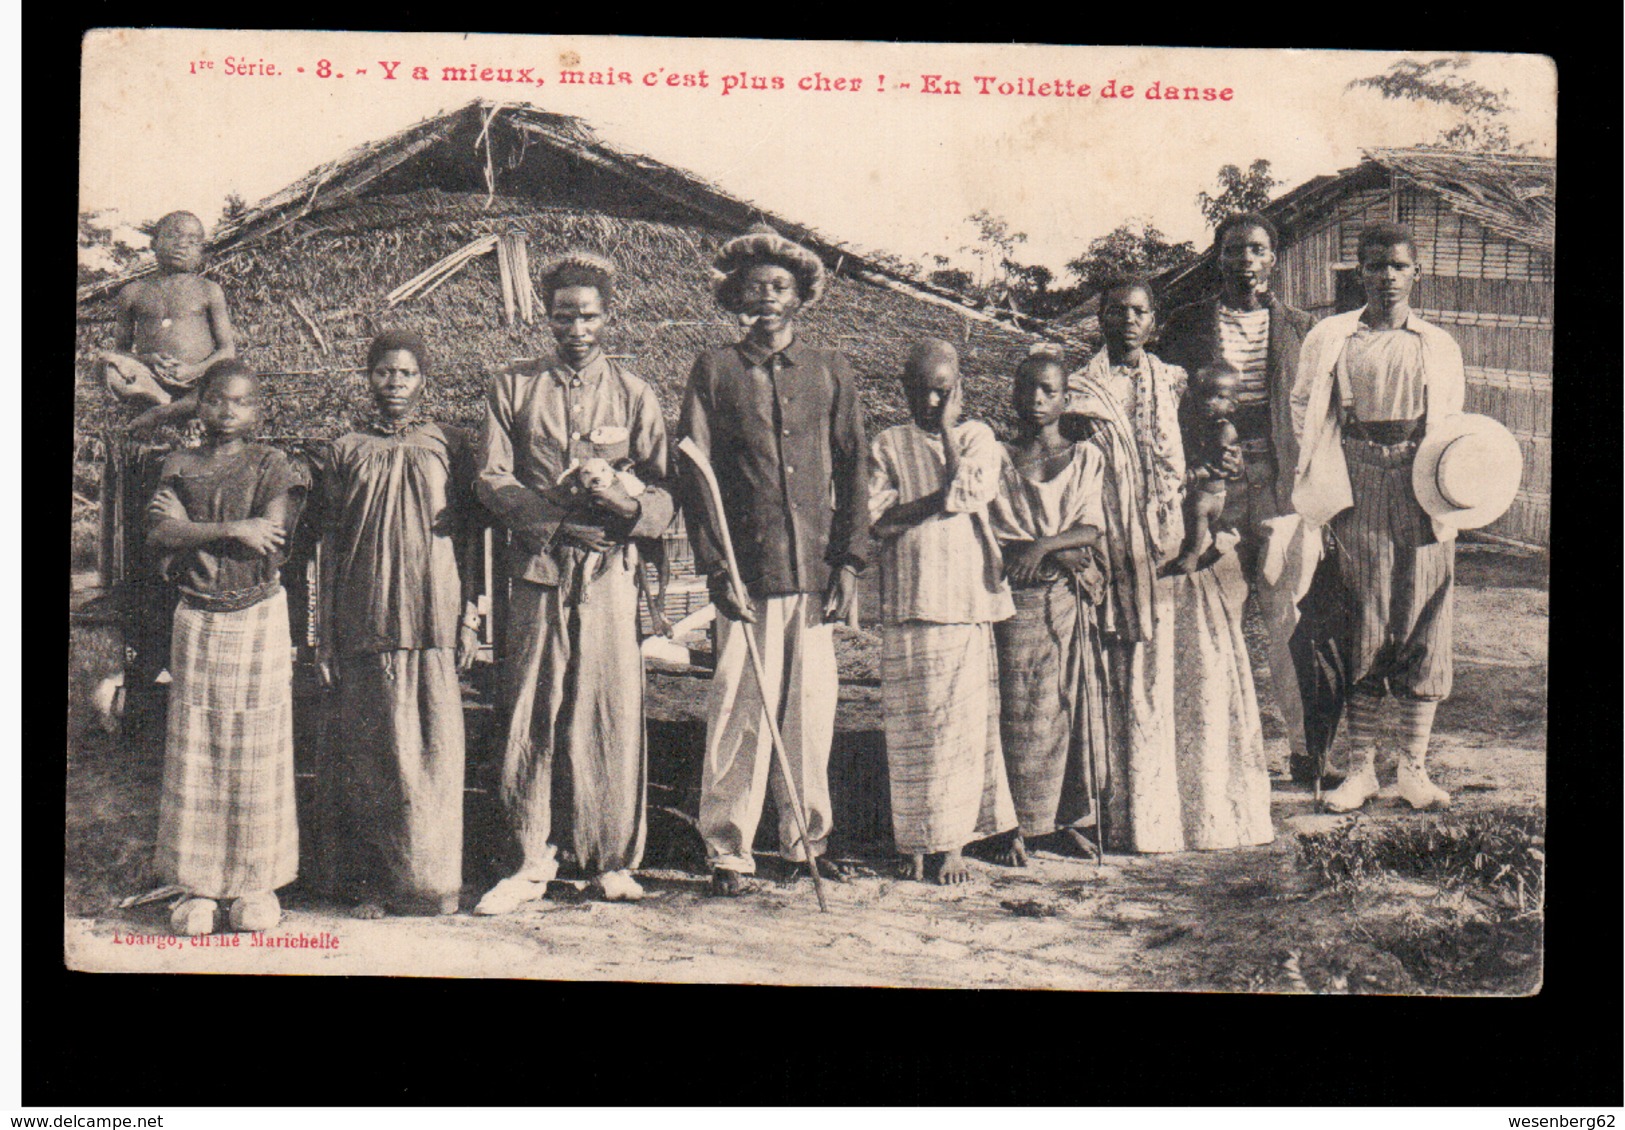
left=1367, top=147, right=1554, bottom=252
left=78, top=100, right=1038, bottom=323
left=1149, top=147, right=1556, bottom=310
left=76, top=100, right=1066, bottom=442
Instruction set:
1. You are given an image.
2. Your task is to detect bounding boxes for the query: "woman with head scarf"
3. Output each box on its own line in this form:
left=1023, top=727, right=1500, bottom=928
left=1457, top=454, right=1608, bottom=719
left=312, top=329, right=482, bottom=917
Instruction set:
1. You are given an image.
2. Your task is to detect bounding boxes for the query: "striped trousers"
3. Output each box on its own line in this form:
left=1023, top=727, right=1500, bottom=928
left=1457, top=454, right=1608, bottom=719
left=1330, top=436, right=1454, bottom=701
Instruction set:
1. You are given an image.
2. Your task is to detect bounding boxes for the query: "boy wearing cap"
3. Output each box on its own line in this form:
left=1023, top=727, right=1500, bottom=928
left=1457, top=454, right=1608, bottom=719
left=677, top=229, right=869, bottom=896
left=1290, top=222, right=1466, bottom=812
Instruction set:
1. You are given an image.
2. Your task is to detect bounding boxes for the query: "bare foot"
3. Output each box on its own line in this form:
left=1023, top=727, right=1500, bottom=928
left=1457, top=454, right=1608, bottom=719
left=899, top=853, right=926, bottom=881
left=935, top=849, right=971, bottom=886
left=227, top=891, right=282, bottom=932
left=804, top=856, right=850, bottom=884
left=1059, top=827, right=1102, bottom=861
left=352, top=902, right=388, bottom=920
left=994, top=831, right=1029, bottom=868
left=709, top=869, right=754, bottom=897
left=170, top=897, right=217, bottom=937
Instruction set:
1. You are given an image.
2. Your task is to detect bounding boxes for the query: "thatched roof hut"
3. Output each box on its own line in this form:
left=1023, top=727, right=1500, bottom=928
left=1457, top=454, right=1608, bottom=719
left=75, top=99, right=1043, bottom=445
left=1149, top=147, right=1555, bottom=548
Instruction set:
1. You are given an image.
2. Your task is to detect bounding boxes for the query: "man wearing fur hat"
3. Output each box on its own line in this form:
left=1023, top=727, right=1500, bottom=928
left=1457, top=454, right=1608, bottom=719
left=678, top=228, right=869, bottom=896
left=1291, top=222, right=1514, bottom=814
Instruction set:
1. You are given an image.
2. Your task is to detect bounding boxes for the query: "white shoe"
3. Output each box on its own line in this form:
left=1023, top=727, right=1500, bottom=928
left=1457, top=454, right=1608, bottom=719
left=473, top=876, right=549, bottom=916
left=171, top=897, right=218, bottom=936
left=594, top=870, right=645, bottom=902
left=1396, top=758, right=1451, bottom=811
left=228, top=891, right=282, bottom=932
left=474, top=858, right=558, bottom=916
left=1321, top=765, right=1380, bottom=813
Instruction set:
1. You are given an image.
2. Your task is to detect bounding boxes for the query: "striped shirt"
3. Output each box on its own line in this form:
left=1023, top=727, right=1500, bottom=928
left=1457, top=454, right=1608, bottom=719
left=868, top=421, right=1014, bottom=625
left=989, top=441, right=1106, bottom=545
left=1217, top=304, right=1271, bottom=409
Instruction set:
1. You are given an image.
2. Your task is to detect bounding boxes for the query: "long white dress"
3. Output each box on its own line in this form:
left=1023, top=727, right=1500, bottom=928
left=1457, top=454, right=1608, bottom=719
left=1069, top=349, right=1272, bottom=853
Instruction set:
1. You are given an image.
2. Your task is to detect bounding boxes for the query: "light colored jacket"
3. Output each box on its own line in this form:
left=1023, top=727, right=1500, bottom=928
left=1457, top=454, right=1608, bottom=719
left=1289, top=309, right=1465, bottom=540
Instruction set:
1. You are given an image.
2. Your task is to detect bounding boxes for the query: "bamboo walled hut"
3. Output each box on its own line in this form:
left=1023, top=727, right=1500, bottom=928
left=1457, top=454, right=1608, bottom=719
left=75, top=99, right=1044, bottom=646
left=1154, top=148, right=1555, bottom=548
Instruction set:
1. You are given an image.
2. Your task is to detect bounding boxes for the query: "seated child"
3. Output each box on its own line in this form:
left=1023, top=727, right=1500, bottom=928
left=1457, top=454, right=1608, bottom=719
left=869, top=338, right=1018, bottom=885
left=144, top=360, right=304, bottom=936
left=102, top=211, right=237, bottom=435
left=1166, top=363, right=1241, bottom=575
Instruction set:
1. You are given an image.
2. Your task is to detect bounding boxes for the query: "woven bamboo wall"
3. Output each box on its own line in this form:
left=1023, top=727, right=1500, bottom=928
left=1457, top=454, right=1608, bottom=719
left=1273, top=220, right=1340, bottom=317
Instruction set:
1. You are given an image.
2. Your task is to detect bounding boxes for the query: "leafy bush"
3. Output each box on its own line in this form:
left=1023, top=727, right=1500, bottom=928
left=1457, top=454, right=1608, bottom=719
left=1296, top=807, right=1545, bottom=914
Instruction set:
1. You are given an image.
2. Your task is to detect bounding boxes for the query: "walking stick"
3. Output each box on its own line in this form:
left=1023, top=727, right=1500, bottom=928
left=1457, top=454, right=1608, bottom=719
left=1072, top=571, right=1106, bottom=868
left=1313, top=734, right=1325, bottom=809
left=1091, top=653, right=1106, bottom=869
left=1089, top=641, right=1108, bottom=869
left=678, top=438, right=830, bottom=913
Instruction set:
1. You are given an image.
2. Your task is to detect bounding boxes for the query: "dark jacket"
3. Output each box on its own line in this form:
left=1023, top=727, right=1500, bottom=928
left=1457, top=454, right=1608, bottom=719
left=677, top=335, right=870, bottom=600
left=1158, top=292, right=1317, bottom=510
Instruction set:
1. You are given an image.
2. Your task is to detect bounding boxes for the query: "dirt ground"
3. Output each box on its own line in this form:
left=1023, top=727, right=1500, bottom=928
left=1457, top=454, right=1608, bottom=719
left=63, top=545, right=1547, bottom=993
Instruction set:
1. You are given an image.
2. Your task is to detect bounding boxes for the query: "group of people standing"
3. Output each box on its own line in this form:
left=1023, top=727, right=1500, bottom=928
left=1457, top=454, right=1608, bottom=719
left=106, top=209, right=1484, bottom=937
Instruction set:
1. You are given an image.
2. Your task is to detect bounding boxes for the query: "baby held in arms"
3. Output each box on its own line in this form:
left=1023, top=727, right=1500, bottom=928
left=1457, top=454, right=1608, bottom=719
left=1166, top=363, right=1242, bottom=576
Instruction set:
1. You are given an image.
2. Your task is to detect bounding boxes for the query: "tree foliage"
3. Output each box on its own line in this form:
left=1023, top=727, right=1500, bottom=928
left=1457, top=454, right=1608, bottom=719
left=932, top=210, right=1075, bottom=318
left=219, top=192, right=250, bottom=226
left=77, top=212, right=145, bottom=287
left=1065, top=220, right=1198, bottom=295
left=1347, top=55, right=1527, bottom=153
left=1196, top=159, right=1281, bottom=228
left=1003, top=260, right=1053, bottom=296
left=927, top=266, right=976, bottom=293
left=961, top=208, right=1028, bottom=291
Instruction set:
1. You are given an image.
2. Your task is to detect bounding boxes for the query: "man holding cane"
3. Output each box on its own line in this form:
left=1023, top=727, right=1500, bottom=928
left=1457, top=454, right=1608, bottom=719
left=678, top=228, right=870, bottom=897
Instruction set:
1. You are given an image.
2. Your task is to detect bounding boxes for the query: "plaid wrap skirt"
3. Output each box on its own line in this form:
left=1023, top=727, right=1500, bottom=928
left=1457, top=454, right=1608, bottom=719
left=155, top=588, right=299, bottom=899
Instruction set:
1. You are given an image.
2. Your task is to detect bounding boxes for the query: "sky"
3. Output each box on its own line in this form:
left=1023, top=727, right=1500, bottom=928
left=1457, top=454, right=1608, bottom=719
left=78, top=33, right=1556, bottom=278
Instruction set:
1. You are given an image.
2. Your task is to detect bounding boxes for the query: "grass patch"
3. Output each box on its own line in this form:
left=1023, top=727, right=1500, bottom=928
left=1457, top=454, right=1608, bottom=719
left=1296, top=807, right=1544, bottom=911
left=1294, top=807, right=1545, bottom=995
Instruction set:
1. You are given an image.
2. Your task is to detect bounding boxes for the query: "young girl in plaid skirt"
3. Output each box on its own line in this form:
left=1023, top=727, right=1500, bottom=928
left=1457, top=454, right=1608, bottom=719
left=146, top=360, right=306, bottom=935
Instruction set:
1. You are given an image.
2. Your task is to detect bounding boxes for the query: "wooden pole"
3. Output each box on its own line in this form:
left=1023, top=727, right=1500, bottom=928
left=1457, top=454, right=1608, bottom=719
left=678, top=437, right=829, bottom=912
